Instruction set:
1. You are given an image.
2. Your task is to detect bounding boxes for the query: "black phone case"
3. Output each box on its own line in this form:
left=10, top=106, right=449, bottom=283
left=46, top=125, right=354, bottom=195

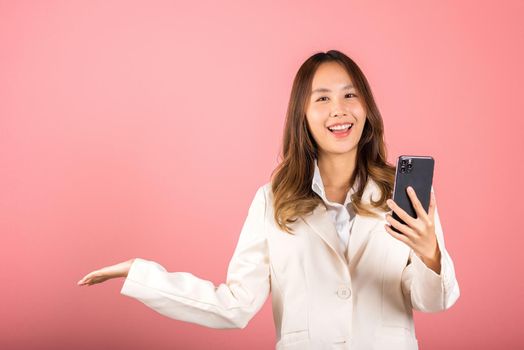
left=391, top=155, right=434, bottom=234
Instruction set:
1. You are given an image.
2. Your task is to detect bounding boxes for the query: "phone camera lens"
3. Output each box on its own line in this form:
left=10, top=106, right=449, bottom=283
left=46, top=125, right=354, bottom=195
left=400, top=167, right=406, bottom=173
left=401, top=160, right=407, bottom=165
left=407, top=164, right=413, bottom=169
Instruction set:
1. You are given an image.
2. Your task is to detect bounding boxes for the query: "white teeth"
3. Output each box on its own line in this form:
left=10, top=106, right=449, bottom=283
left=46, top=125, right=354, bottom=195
left=328, top=123, right=353, bottom=131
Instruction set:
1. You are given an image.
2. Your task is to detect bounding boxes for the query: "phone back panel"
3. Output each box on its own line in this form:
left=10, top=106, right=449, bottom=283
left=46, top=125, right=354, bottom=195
left=392, top=155, right=434, bottom=232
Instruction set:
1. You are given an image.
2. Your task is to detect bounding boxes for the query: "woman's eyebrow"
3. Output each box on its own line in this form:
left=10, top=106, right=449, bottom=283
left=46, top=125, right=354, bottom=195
left=311, top=84, right=354, bottom=94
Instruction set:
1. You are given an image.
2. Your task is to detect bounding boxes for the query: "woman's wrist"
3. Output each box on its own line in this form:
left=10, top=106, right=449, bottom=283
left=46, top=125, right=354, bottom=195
left=421, top=249, right=441, bottom=275
left=123, top=258, right=136, bottom=277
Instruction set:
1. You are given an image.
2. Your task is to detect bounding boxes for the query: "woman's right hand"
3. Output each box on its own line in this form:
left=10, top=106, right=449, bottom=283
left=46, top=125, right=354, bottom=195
left=77, top=258, right=136, bottom=286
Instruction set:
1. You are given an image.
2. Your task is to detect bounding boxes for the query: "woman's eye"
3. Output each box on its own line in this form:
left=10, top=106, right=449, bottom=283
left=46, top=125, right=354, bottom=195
left=316, top=93, right=356, bottom=102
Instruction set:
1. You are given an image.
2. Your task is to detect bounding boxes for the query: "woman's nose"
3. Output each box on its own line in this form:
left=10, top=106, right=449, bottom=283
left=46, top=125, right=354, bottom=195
left=330, top=100, right=349, bottom=117
left=330, top=107, right=348, bottom=118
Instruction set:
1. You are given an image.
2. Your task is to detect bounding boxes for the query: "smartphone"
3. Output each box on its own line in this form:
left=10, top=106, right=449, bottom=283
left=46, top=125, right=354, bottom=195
left=391, top=155, right=434, bottom=234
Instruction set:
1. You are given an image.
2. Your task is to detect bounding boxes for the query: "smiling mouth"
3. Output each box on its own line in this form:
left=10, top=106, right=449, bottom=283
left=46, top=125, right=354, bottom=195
left=327, top=123, right=353, bottom=133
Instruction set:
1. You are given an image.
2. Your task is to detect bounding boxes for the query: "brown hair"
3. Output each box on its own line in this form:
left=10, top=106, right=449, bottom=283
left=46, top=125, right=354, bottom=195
left=270, top=50, right=396, bottom=234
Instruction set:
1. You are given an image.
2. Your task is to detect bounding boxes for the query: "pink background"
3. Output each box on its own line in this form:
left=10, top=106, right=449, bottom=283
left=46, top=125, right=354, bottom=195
left=1, top=0, right=523, bottom=349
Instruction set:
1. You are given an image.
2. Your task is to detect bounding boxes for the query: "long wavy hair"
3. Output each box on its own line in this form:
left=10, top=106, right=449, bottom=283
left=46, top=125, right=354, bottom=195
left=270, top=50, right=396, bottom=234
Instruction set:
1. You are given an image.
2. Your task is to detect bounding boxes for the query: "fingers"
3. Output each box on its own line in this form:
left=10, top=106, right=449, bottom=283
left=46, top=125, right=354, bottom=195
left=77, top=275, right=91, bottom=286
left=384, top=222, right=413, bottom=249
left=77, top=271, right=101, bottom=286
left=428, top=190, right=436, bottom=222
left=406, top=186, right=429, bottom=221
left=385, top=213, right=417, bottom=240
left=77, top=273, right=88, bottom=285
left=386, top=197, right=416, bottom=227
left=77, top=260, right=133, bottom=287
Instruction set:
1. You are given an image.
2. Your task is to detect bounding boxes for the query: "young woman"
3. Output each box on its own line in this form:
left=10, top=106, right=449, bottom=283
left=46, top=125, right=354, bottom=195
left=78, top=50, right=460, bottom=350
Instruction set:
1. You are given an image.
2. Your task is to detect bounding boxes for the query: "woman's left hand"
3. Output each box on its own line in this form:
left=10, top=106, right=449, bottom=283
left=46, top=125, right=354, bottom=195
left=384, top=186, right=441, bottom=274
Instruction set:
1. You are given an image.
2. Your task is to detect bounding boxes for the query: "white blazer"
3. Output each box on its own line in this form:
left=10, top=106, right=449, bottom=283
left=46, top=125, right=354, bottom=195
left=121, top=178, right=460, bottom=350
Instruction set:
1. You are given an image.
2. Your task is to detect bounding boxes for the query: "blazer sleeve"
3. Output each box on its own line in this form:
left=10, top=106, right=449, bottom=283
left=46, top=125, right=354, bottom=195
left=120, top=185, right=271, bottom=329
left=401, top=187, right=461, bottom=313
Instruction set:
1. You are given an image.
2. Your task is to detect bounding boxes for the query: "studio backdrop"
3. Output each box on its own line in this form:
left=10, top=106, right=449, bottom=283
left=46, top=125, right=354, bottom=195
left=1, top=1, right=523, bottom=349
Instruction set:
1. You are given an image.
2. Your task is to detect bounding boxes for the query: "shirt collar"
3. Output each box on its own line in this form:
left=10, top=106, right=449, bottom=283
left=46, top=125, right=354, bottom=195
left=311, top=157, right=359, bottom=207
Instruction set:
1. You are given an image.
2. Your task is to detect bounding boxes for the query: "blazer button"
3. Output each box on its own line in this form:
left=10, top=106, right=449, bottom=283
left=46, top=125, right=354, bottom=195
left=337, top=286, right=351, bottom=299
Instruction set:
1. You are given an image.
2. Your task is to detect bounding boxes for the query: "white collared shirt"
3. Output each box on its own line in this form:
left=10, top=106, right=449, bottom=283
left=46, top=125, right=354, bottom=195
left=311, top=158, right=359, bottom=255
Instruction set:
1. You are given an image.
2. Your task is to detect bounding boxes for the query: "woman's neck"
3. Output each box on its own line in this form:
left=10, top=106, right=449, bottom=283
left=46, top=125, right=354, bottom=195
left=317, top=151, right=357, bottom=191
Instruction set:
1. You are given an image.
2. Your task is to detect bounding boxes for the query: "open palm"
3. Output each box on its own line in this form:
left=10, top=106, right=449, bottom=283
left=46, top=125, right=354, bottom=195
left=77, top=259, right=135, bottom=286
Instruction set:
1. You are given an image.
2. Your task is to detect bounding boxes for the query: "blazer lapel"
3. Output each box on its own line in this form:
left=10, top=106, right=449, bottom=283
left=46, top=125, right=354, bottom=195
left=347, top=210, right=382, bottom=269
left=302, top=177, right=384, bottom=268
left=303, top=204, right=348, bottom=266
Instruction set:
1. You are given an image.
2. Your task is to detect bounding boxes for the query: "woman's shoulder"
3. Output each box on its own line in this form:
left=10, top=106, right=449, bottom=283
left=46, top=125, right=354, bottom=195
left=251, top=182, right=274, bottom=212
left=260, top=181, right=272, bottom=193
left=254, top=182, right=272, bottom=205
left=249, top=182, right=272, bottom=202
left=251, top=182, right=271, bottom=196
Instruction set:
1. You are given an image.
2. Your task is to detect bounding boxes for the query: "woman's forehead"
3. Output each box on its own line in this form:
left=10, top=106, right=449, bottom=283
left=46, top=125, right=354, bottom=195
left=311, top=62, right=354, bottom=91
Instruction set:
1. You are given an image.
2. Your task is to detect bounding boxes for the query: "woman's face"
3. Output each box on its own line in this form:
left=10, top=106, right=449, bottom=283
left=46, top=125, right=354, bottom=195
left=305, top=61, right=367, bottom=157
